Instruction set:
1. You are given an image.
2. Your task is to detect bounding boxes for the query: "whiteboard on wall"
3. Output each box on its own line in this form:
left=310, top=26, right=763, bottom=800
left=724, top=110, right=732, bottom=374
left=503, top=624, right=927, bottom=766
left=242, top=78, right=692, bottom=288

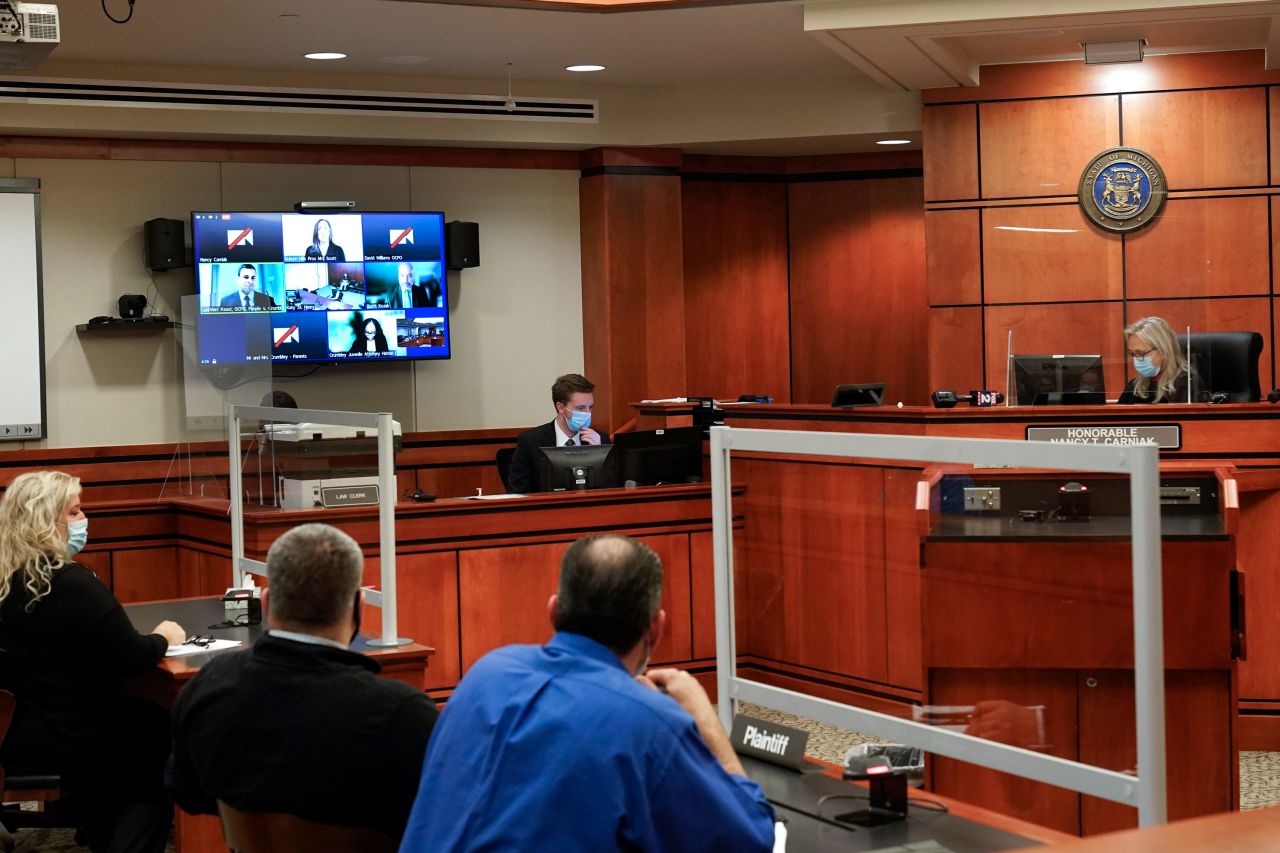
left=0, top=179, right=46, bottom=441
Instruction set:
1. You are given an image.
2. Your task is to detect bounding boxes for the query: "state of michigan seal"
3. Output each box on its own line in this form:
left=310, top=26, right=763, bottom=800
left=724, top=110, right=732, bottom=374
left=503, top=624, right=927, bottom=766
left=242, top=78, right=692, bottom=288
left=1078, top=147, right=1167, bottom=233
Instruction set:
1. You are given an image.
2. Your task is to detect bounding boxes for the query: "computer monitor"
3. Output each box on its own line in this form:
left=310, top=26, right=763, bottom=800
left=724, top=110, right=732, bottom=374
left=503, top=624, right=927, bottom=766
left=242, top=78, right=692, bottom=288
left=1011, top=354, right=1106, bottom=406
left=538, top=444, right=616, bottom=491
left=612, top=427, right=704, bottom=486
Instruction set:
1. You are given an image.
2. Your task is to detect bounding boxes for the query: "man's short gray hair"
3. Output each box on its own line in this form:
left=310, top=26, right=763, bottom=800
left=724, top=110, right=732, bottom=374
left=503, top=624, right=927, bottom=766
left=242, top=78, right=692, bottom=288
left=266, top=523, right=363, bottom=628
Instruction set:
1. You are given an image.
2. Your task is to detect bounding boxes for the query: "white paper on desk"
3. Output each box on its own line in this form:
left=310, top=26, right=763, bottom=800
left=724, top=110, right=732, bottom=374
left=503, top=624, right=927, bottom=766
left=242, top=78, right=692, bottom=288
left=773, top=820, right=787, bottom=852
left=469, top=493, right=526, bottom=500
left=640, top=397, right=687, bottom=403
left=165, top=639, right=242, bottom=657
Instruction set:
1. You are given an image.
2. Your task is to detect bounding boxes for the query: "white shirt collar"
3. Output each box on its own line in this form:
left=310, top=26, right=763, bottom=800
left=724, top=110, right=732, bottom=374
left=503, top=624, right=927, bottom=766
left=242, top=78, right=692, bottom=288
left=267, top=628, right=349, bottom=651
left=553, top=419, right=578, bottom=447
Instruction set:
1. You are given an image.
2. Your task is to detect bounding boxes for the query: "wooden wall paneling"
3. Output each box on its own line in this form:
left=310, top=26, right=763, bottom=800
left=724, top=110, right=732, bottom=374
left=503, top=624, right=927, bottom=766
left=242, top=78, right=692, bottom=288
left=922, top=50, right=1280, bottom=104
left=928, top=668, right=1082, bottom=835
left=1124, top=197, right=1270, bottom=299
left=177, top=549, right=231, bottom=599
left=882, top=469, right=923, bottom=690
left=112, top=547, right=181, bottom=604
left=690, top=531, right=715, bottom=660
left=984, top=302, right=1126, bottom=401
left=1122, top=297, right=1271, bottom=391
left=458, top=542, right=561, bottom=672
left=1273, top=87, right=1280, bottom=186
left=923, top=540, right=1231, bottom=671
left=456, top=534, right=693, bottom=674
left=734, top=457, right=889, bottom=683
left=77, top=549, right=112, bottom=589
left=979, top=96, right=1120, bottom=199
left=1237, top=489, right=1280, bottom=702
left=363, top=551, right=461, bottom=690
left=925, top=209, right=981, bottom=306
left=681, top=180, right=791, bottom=402
left=788, top=178, right=928, bottom=405
left=1079, top=670, right=1234, bottom=833
left=1122, top=88, right=1268, bottom=189
left=647, top=534, right=693, bottom=665
left=580, top=169, right=687, bottom=434
left=928, top=307, right=985, bottom=393
left=689, top=528, right=750, bottom=662
left=415, top=463, right=504, bottom=500
left=983, top=205, right=1123, bottom=304
left=922, top=104, right=979, bottom=201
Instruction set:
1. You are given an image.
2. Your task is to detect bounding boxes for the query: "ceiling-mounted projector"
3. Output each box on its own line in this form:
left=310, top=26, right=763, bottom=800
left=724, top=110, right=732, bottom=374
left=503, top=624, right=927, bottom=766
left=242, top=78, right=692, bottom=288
left=0, top=2, right=60, bottom=70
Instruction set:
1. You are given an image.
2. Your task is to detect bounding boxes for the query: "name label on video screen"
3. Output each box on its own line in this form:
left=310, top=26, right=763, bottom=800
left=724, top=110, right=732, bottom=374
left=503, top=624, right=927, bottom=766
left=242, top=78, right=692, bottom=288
left=1026, top=425, right=1181, bottom=449
left=320, top=485, right=381, bottom=508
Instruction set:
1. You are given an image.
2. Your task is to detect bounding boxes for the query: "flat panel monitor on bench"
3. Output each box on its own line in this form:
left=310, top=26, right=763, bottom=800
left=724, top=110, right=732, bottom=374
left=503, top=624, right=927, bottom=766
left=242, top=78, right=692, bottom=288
left=538, top=444, right=615, bottom=491
left=1012, top=354, right=1106, bottom=406
left=612, top=427, right=704, bottom=486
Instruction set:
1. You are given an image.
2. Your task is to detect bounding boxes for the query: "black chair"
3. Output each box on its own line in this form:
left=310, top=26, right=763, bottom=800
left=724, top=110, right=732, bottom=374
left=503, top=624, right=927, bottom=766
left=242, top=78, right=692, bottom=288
left=1179, top=332, right=1263, bottom=402
left=495, top=447, right=516, bottom=492
left=0, top=689, right=76, bottom=852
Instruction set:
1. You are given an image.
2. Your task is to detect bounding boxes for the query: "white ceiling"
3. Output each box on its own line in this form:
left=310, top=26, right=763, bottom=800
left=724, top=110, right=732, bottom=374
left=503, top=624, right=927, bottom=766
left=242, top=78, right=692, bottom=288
left=806, top=0, right=1280, bottom=90
left=56, top=0, right=867, bottom=88
left=13, top=0, right=1280, bottom=155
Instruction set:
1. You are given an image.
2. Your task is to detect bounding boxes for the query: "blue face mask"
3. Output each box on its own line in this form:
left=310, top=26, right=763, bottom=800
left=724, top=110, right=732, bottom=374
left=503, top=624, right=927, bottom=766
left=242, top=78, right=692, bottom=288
left=66, top=518, right=89, bottom=556
left=564, top=408, right=592, bottom=434
left=1132, top=356, right=1160, bottom=378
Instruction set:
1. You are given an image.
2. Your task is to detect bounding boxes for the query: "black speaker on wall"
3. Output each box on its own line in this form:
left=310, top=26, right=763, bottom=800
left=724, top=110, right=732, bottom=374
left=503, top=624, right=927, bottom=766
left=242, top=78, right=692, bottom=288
left=445, top=220, right=480, bottom=271
left=144, top=218, right=187, bottom=271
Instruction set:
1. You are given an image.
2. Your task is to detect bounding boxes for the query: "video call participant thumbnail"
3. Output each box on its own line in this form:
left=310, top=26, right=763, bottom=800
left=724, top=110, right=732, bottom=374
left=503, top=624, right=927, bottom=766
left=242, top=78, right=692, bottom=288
left=281, top=213, right=364, bottom=264
left=193, top=212, right=284, bottom=265
left=328, top=310, right=405, bottom=358
left=218, top=264, right=279, bottom=310
left=366, top=261, right=446, bottom=309
left=360, top=213, right=444, bottom=262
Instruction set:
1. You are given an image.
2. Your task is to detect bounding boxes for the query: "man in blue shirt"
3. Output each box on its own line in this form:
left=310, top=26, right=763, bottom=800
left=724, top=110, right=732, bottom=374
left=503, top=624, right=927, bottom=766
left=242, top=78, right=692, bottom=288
left=400, top=534, right=776, bottom=851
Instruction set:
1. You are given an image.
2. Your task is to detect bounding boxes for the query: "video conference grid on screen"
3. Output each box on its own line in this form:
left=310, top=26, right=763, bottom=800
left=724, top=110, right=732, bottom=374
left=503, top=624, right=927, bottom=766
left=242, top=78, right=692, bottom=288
left=193, top=212, right=450, bottom=364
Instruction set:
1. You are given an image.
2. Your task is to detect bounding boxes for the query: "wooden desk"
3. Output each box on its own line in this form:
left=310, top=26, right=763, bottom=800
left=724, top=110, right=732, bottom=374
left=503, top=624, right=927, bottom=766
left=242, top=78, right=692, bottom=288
left=743, top=756, right=1074, bottom=851
left=123, top=597, right=434, bottom=853
left=1040, top=805, right=1280, bottom=851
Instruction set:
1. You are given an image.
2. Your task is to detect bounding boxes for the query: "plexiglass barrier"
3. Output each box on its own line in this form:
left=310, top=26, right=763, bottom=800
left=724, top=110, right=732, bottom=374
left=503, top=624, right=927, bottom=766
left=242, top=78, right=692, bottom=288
left=711, top=427, right=1182, bottom=833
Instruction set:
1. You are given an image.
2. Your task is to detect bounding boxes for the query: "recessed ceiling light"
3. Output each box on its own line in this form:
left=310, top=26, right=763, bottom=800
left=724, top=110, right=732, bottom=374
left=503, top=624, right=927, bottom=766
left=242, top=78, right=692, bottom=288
left=875, top=139, right=912, bottom=145
left=278, top=13, right=301, bottom=20
left=565, top=64, right=606, bottom=73
left=304, top=52, right=347, bottom=61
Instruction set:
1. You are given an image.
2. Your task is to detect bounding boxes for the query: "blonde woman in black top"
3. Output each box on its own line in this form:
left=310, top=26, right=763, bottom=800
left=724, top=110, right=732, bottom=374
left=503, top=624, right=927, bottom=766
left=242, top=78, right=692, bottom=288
left=1120, top=316, right=1208, bottom=404
left=0, top=471, right=185, bottom=853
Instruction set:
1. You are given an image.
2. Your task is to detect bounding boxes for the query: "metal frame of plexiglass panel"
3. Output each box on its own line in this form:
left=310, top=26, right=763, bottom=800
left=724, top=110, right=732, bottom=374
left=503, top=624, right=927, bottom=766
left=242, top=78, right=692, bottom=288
left=709, top=426, right=1168, bottom=827
left=227, top=404, right=410, bottom=648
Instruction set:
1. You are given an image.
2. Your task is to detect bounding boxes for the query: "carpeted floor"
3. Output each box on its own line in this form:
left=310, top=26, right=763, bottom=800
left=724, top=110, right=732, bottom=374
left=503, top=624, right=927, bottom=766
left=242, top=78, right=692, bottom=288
left=7, top=708, right=1276, bottom=850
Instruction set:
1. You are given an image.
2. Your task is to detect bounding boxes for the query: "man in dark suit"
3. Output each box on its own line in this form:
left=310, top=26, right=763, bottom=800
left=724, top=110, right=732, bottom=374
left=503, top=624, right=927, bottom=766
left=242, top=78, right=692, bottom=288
left=166, top=523, right=438, bottom=841
left=218, top=263, right=278, bottom=309
left=507, top=373, right=610, bottom=493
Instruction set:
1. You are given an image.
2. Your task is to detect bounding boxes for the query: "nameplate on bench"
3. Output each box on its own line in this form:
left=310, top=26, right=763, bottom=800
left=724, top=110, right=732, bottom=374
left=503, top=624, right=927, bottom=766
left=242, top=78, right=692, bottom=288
left=1025, top=424, right=1181, bottom=449
left=320, top=484, right=381, bottom=507
left=731, top=714, right=811, bottom=771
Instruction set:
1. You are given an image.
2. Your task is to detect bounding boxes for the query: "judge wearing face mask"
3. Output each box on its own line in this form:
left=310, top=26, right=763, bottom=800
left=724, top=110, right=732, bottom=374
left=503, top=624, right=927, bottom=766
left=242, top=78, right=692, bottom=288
left=1119, top=316, right=1209, bottom=404
left=0, top=471, right=185, bottom=853
left=506, top=373, right=611, bottom=493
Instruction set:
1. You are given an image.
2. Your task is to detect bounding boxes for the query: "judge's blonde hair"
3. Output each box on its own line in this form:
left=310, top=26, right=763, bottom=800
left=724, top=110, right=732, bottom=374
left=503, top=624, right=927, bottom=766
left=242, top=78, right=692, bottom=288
left=1124, top=316, right=1188, bottom=403
left=0, top=471, right=80, bottom=610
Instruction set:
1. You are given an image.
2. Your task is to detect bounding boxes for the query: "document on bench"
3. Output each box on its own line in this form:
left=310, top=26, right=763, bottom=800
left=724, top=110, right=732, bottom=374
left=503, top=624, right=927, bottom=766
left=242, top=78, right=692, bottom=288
left=166, top=639, right=242, bottom=657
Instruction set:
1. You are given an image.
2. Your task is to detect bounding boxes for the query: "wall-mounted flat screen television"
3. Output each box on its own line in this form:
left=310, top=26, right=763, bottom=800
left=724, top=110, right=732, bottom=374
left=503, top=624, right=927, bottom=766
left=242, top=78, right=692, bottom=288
left=192, top=211, right=449, bottom=365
